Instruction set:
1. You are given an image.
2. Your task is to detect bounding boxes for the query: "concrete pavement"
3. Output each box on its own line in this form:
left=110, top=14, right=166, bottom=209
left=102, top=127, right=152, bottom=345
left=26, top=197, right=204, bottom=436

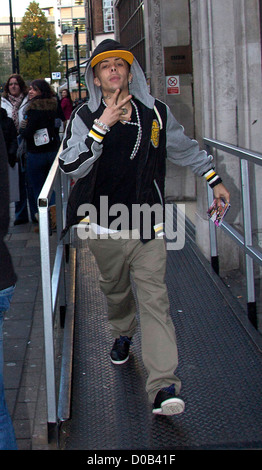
left=3, top=204, right=56, bottom=450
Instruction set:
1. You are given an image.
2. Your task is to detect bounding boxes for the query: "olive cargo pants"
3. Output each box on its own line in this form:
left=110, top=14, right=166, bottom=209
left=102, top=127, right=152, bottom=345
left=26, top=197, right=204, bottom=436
left=88, top=233, right=181, bottom=403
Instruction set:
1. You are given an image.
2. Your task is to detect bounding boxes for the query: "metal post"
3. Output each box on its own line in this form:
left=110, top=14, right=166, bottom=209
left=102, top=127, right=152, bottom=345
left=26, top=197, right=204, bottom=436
left=55, top=172, right=67, bottom=327
left=47, top=37, right=52, bottom=81
left=15, top=50, right=19, bottom=73
left=205, top=144, right=219, bottom=275
left=74, top=27, right=81, bottom=101
left=9, top=0, right=16, bottom=73
left=207, top=184, right=219, bottom=274
left=240, top=159, right=257, bottom=328
left=86, top=0, right=93, bottom=57
left=38, top=198, right=57, bottom=439
left=65, top=44, right=69, bottom=90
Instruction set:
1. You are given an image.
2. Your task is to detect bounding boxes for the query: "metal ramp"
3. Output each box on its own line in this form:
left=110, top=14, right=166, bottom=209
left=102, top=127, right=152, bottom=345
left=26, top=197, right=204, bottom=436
left=62, top=232, right=262, bottom=450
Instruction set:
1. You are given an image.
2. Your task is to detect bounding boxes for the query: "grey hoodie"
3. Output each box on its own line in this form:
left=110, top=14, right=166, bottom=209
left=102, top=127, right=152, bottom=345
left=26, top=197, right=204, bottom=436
left=59, top=51, right=214, bottom=181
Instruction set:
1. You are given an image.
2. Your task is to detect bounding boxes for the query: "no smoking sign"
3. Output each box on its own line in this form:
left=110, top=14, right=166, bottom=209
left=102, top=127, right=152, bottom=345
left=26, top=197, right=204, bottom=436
left=166, top=75, right=180, bottom=95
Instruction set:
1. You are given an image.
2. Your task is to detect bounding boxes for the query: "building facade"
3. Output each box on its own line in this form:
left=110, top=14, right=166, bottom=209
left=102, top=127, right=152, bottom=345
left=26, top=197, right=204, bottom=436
left=0, top=1, right=115, bottom=95
left=57, top=0, right=115, bottom=98
left=114, top=0, right=262, bottom=275
left=0, top=16, right=18, bottom=85
left=0, top=7, right=56, bottom=86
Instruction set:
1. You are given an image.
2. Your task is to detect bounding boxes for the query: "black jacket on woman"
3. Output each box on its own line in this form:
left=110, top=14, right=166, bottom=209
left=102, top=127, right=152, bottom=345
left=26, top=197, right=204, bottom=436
left=19, top=97, right=59, bottom=154
left=0, top=127, right=17, bottom=290
left=0, top=108, right=18, bottom=167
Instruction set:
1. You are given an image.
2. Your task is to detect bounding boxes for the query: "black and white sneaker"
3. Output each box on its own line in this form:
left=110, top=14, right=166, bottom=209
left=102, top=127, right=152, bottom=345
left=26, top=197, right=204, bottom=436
left=152, top=384, right=185, bottom=415
left=110, top=336, right=132, bottom=365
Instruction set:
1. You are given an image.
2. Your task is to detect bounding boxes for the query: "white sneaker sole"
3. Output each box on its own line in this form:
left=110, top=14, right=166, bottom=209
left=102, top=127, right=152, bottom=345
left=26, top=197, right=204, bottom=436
left=110, top=355, right=129, bottom=365
left=152, top=398, right=185, bottom=416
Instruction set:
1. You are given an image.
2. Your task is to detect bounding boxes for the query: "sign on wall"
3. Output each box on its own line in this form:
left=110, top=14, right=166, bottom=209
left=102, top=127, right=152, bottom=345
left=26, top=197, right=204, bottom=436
left=164, top=45, right=192, bottom=76
left=166, top=75, right=180, bottom=95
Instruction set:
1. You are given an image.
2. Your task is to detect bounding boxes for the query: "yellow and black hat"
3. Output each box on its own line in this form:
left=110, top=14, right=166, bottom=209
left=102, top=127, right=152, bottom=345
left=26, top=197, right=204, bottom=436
left=90, top=39, right=134, bottom=68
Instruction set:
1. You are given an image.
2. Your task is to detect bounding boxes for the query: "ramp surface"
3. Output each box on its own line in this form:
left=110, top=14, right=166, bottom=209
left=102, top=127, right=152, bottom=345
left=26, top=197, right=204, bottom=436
left=63, top=234, right=262, bottom=450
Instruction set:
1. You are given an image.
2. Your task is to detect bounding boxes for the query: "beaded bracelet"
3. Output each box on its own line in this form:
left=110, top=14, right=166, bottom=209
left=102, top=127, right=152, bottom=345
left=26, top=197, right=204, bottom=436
left=94, top=119, right=110, bottom=133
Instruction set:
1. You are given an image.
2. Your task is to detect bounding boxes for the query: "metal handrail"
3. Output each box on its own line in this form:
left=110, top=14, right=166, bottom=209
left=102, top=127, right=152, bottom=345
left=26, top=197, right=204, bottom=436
left=204, top=138, right=262, bottom=165
left=37, top=136, right=261, bottom=439
left=38, top=142, right=72, bottom=441
left=204, top=138, right=262, bottom=328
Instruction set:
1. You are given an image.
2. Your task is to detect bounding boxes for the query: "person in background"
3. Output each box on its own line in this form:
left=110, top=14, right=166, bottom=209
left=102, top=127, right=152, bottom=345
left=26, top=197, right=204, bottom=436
left=0, top=126, right=17, bottom=450
left=19, top=79, right=60, bottom=232
left=1, top=74, right=36, bottom=225
left=59, top=40, right=230, bottom=415
left=0, top=104, right=18, bottom=169
left=54, top=94, right=66, bottom=143
left=60, top=89, right=73, bottom=122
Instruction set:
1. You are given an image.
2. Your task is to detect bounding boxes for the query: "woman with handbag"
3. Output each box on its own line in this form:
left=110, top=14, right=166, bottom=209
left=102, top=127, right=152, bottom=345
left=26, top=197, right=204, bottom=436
left=1, top=74, right=37, bottom=224
left=19, top=79, right=60, bottom=231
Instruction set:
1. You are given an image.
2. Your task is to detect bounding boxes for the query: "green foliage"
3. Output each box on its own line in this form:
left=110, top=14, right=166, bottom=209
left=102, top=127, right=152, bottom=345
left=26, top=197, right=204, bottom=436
left=16, top=1, right=64, bottom=81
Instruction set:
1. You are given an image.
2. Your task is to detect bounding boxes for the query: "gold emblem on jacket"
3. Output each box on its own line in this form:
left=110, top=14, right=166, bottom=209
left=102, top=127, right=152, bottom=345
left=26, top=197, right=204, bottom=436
left=151, top=119, right=160, bottom=148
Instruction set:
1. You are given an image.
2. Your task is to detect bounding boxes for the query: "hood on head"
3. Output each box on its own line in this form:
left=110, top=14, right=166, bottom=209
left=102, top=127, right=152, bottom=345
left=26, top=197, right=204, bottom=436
left=85, top=39, right=155, bottom=112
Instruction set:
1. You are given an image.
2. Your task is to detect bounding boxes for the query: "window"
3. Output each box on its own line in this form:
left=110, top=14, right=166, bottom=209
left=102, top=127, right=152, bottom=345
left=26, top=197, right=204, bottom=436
left=117, top=0, right=145, bottom=70
left=73, top=18, right=86, bottom=32
left=61, top=20, right=74, bottom=34
left=79, top=44, right=87, bottom=58
left=61, top=45, right=74, bottom=60
left=61, top=43, right=87, bottom=61
left=57, top=0, right=84, bottom=6
left=61, top=18, right=86, bottom=34
left=103, top=0, right=114, bottom=32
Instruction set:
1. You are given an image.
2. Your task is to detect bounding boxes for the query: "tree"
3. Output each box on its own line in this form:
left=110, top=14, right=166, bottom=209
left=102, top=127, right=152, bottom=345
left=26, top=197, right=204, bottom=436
left=16, top=1, right=63, bottom=81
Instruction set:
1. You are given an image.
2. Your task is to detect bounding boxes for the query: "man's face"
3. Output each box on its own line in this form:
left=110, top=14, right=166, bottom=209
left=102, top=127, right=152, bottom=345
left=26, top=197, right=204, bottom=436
left=93, top=57, right=132, bottom=94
